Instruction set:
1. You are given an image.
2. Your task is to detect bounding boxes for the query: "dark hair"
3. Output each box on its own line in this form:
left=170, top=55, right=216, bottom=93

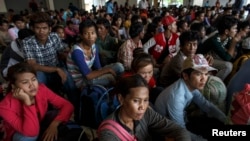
left=131, top=53, right=154, bottom=73
left=190, top=22, right=205, bottom=32
left=129, top=22, right=144, bottom=38
left=179, top=31, right=199, bottom=47
left=0, top=19, right=8, bottom=26
left=7, top=62, right=36, bottom=92
left=96, top=18, right=111, bottom=30
left=12, top=14, right=24, bottom=23
left=177, top=19, right=188, bottom=32
left=79, top=19, right=97, bottom=34
left=152, top=16, right=162, bottom=25
left=18, top=29, right=34, bottom=40
left=66, top=20, right=74, bottom=26
left=181, top=68, right=194, bottom=78
left=131, top=15, right=141, bottom=24
left=29, top=12, right=53, bottom=27
left=217, top=15, right=238, bottom=35
left=116, top=74, right=148, bottom=98
left=111, top=14, right=122, bottom=26
left=52, top=25, right=64, bottom=32
left=195, top=10, right=205, bottom=18
left=238, top=20, right=250, bottom=31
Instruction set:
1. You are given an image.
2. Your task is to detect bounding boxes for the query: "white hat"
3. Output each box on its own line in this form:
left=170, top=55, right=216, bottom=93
left=182, top=54, right=217, bottom=72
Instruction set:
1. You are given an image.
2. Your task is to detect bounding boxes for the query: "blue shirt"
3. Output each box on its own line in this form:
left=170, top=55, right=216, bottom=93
left=155, top=79, right=227, bottom=128
left=106, top=1, right=113, bottom=14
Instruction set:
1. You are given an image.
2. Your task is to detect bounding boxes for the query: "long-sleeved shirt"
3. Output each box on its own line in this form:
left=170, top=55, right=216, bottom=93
left=67, top=44, right=101, bottom=88
left=155, top=79, right=227, bottom=128
left=98, top=107, right=191, bottom=141
left=200, top=33, right=233, bottom=61
left=117, top=39, right=142, bottom=71
left=0, top=84, right=74, bottom=141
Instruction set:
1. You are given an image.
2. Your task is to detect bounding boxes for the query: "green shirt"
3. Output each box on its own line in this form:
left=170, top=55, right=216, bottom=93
left=96, top=35, right=121, bottom=66
left=202, top=33, right=233, bottom=61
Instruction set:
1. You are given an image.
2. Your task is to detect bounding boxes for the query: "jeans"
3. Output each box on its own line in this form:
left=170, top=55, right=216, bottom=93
left=90, top=62, right=124, bottom=87
left=12, top=132, right=37, bottom=141
left=36, top=68, right=79, bottom=120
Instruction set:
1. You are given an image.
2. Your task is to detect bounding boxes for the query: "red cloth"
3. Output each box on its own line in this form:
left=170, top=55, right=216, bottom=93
left=122, top=72, right=155, bottom=89
left=0, top=84, right=74, bottom=141
left=231, top=84, right=250, bottom=124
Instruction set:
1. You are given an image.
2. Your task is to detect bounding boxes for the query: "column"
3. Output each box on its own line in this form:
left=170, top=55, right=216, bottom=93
left=45, top=0, right=55, bottom=10
left=0, top=0, right=7, bottom=13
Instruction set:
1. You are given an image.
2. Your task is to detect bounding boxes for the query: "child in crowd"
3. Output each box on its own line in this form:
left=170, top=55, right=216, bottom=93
left=0, top=62, right=74, bottom=141
left=67, top=19, right=124, bottom=90
left=98, top=74, right=191, bottom=141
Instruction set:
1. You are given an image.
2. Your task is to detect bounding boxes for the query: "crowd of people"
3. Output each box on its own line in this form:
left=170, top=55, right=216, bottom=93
left=0, top=0, right=250, bottom=140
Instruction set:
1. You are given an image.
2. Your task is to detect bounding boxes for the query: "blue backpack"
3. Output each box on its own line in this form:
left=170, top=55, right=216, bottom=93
left=78, top=85, right=120, bottom=129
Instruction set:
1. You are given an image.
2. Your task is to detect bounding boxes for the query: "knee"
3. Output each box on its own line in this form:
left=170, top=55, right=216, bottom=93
left=223, top=62, right=233, bottom=72
left=113, top=62, right=125, bottom=74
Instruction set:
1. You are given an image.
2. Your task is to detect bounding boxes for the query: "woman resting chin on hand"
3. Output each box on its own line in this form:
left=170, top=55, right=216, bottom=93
left=0, top=62, right=74, bottom=141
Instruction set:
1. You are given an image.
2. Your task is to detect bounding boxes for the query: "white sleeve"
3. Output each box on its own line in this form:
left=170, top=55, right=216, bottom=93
left=143, top=37, right=156, bottom=54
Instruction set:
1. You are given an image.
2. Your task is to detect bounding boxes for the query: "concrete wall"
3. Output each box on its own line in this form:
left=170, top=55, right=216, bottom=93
left=4, top=0, right=46, bottom=13
left=53, top=0, right=78, bottom=11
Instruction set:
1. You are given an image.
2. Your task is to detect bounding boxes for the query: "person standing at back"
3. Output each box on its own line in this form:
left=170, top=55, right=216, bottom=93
left=106, top=0, right=114, bottom=17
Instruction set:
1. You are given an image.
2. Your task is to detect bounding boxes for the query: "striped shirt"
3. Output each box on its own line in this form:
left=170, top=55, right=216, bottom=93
left=67, top=44, right=101, bottom=88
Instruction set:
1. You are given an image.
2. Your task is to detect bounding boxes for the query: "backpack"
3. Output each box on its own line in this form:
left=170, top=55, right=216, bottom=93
left=201, top=75, right=227, bottom=113
left=230, top=83, right=250, bottom=125
left=57, top=121, right=90, bottom=141
left=78, top=85, right=120, bottom=129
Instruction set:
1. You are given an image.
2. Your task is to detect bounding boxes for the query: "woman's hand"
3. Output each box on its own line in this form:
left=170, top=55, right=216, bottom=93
left=12, top=88, right=34, bottom=106
left=42, top=120, right=60, bottom=141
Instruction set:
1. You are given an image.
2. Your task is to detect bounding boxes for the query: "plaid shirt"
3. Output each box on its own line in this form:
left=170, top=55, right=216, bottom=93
left=117, top=39, right=142, bottom=71
left=23, top=33, right=64, bottom=66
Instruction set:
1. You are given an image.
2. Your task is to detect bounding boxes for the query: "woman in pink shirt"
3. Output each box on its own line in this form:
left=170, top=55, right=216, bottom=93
left=0, top=62, right=74, bottom=141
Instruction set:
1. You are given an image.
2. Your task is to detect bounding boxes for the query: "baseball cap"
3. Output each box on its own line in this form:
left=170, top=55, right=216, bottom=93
left=161, top=15, right=176, bottom=26
left=182, top=54, right=217, bottom=72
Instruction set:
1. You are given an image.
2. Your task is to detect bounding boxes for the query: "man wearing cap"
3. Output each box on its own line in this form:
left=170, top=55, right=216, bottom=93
left=155, top=54, right=227, bottom=141
left=143, top=15, right=179, bottom=68
left=159, top=31, right=213, bottom=87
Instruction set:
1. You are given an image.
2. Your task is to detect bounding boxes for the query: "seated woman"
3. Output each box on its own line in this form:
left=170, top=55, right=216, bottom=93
left=123, top=49, right=163, bottom=104
left=97, top=74, right=191, bottom=141
left=0, top=62, right=74, bottom=141
left=67, top=19, right=124, bottom=90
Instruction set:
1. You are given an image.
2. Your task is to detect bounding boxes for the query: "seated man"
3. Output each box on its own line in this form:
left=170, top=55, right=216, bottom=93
left=0, top=28, right=33, bottom=79
left=22, top=12, right=78, bottom=110
left=155, top=54, right=227, bottom=141
left=199, top=15, right=240, bottom=81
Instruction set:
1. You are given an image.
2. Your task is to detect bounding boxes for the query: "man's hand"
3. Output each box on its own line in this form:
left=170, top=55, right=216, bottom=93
left=205, top=54, right=214, bottom=66
left=56, top=68, right=67, bottom=83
